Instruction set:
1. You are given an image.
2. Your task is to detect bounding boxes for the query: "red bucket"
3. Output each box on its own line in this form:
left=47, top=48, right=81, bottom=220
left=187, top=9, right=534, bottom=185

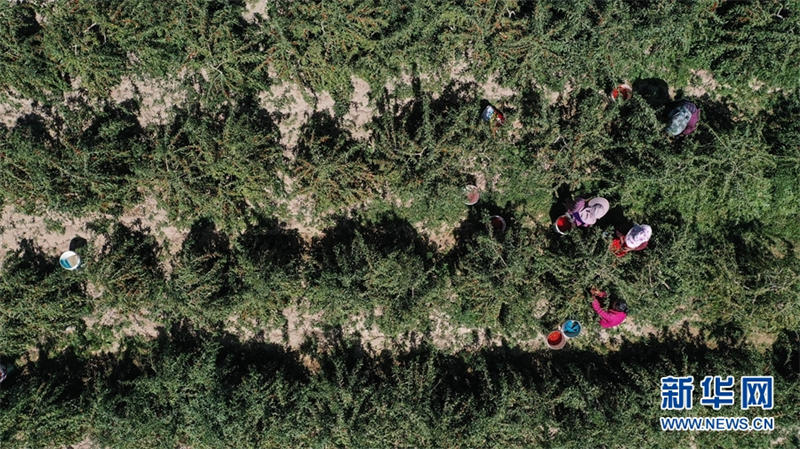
left=611, top=83, right=632, bottom=101
left=546, top=330, right=566, bottom=349
left=554, top=215, right=573, bottom=235
left=463, top=185, right=480, bottom=206
left=490, top=215, right=507, bottom=233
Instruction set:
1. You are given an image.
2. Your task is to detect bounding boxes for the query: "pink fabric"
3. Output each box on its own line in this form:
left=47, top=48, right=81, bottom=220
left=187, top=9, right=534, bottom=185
left=681, top=106, right=700, bottom=136
left=592, top=299, right=627, bottom=328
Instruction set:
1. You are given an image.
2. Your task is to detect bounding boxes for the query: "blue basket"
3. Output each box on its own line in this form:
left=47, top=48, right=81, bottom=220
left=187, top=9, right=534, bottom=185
left=562, top=320, right=581, bottom=338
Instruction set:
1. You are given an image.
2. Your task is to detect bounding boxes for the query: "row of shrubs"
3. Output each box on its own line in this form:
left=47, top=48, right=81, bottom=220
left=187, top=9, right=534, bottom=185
left=2, top=323, right=798, bottom=448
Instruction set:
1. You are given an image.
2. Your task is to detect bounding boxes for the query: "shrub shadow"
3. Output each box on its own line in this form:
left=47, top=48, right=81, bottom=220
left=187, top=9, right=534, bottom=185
left=447, top=198, right=519, bottom=267
left=310, top=212, right=439, bottom=276
left=236, top=214, right=306, bottom=272
left=632, top=77, right=671, bottom=109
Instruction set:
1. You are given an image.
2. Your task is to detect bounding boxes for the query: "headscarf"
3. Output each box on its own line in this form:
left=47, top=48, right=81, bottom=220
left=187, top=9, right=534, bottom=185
left=625, top=224, right=652, bottom=249
left=578, top=197, right=610, bottom=226
left=666, top=101, right=699, bottom=136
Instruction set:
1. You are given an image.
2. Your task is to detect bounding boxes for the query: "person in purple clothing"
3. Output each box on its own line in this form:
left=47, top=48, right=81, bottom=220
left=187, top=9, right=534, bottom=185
left=590, top=287, right=628, bottom=328
left=566, top=197, right=610, bottom=227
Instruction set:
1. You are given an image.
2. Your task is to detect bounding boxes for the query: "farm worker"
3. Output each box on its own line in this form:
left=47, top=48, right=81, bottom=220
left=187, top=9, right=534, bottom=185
left=610, top=224, right=651, bottom=257
left=566, top=197, right=610, bottom=227
left=590, top=287, right=628, bottom=328
left=665, top=100, right=700, bottom=136
left=0, top=363, right=6, bottom=384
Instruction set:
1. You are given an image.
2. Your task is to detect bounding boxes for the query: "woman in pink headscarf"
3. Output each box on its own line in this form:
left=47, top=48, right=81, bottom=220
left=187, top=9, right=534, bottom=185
left=590, top=287, right=628, bottom=328
left=610, top=224, right=652, bottom=257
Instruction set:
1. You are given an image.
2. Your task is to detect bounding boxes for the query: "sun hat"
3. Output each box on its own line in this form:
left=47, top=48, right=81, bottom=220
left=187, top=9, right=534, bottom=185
left=666, top=105, right=691, bottom=135
left=578, top=197, right=610, bottom=226
left=666, top=101, right=699, bottom=136
left=625, top=224, right=652, bottom=249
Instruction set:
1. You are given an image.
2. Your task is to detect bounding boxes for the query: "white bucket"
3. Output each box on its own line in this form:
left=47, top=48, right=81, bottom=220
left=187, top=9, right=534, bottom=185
left=463, top=185, right=480, bottom=205
left=59, top=251, right=81, bottom=270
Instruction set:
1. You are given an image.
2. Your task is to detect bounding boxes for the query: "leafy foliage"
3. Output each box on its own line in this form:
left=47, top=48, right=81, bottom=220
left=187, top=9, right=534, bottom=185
left=1, top=329, right=799, bottom=448
left=0, top=0, right=798, bottom=446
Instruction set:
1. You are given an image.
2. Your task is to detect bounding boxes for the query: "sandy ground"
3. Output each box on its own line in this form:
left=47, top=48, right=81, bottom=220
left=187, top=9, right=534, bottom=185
left=242, top=0, right=268, bottom=23
left=413, top=220, right=457, bottom=251
left=258, top=81, right=335, bottom=156
left=342, top=75, right=374, bottom=141
left=110, top=75, right=187, bottom=127
left=61, top=437, right=98, bottom=449
left=83, top=308, right=161, bottom=354
left=684, top=69, right=721, bottom=97
left=0, top=92, right=34, bottom=128
left=0, top=197, right=187, bottom=269
left=219, top=298, right=746, bottom=359
left=0, top=207, right=100, bottom=267
left=283, top=304, right=325, bottom=349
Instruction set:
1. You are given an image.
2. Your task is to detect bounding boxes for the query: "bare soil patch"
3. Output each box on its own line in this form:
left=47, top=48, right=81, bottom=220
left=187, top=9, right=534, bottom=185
left=343, top=75, right=374, bottom=141
left=242, top=0, right=268, bottom=23
left=481, top=73, right=516, bottom=100
left=413, top=220, right=458, bottom=251
left=283, top=304, right=324, bottom=350
left=0, top=92, right=34, bottom=128
left=429, top=310, right=503, bottom=351
left=119, top=196, right=187, bottom=255
left=110, top=75, right=187, bottom=127
left=268, top=171, right=325, bottom=242
left=0, top=207, right=98, bottom=266
left=60, top=437, right=101, bottom=449
left=0, top=197, right=187, bottom=267
left=258, top=82, right=335, bottom=155
left=684, top=69, right=722, bottom=98
left=343, top=311, right=390, bottom=352
left=83, top=307, right=161, bottom=354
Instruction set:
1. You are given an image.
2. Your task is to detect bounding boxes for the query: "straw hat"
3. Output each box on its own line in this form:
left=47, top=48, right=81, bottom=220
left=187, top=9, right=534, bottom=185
left=578, top=197, right=610, bottom=226
left=625, top=224, right=652, bottom=249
